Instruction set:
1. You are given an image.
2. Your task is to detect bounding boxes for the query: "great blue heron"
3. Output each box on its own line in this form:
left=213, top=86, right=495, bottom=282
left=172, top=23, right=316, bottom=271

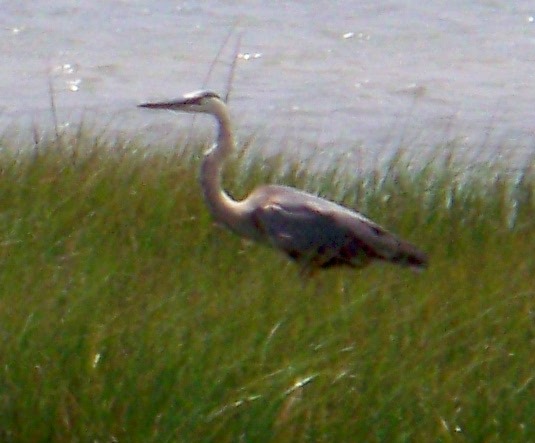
left=138, top=90, right=428, bottom=275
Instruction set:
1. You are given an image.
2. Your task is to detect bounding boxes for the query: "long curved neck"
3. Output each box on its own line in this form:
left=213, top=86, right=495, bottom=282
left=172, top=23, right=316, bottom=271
left=200, top=101, right=250, bottom=234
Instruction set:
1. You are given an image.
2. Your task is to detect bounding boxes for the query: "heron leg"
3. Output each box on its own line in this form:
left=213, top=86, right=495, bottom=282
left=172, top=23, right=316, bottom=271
left=298, top=263, right=314, bottom=280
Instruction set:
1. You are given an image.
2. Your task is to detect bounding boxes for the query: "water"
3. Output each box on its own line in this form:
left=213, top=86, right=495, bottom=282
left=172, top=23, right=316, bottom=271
left=1, top=0, right=534, bottom=166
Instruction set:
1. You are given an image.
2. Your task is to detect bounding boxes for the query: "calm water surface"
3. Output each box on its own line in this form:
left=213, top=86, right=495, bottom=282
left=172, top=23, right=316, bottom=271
left=1, top=0, right=534, bottom=165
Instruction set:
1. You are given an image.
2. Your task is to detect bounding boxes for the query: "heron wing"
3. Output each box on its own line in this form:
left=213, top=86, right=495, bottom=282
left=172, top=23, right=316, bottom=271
left=250, top=186, right=394, bottom=268
left=248, top=185, right=428, bottom=269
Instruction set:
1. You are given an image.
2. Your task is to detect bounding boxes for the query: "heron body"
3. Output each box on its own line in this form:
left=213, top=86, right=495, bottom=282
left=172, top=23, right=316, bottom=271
left=138, top=90, right=428, bottom=274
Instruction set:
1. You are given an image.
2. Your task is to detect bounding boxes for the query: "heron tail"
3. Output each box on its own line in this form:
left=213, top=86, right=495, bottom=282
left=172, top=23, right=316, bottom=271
left=388, top=239, right=429, bottom=270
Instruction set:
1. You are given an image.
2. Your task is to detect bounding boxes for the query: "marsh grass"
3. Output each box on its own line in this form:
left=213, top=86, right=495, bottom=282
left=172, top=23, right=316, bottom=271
left=0, top=127, right=534, bottom=442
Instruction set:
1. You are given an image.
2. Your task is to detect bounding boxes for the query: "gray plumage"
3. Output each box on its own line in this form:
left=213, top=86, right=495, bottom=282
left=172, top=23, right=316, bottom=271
left=138, top=90, right=428, bottom=275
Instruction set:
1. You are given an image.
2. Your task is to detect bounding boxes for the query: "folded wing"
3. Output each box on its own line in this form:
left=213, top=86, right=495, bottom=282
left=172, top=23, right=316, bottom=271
left=250, top=186, right=428, bottom=271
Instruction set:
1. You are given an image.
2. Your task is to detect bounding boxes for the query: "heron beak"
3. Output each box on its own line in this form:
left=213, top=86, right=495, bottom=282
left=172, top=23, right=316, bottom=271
left=138, top=98, right=191, bottom=110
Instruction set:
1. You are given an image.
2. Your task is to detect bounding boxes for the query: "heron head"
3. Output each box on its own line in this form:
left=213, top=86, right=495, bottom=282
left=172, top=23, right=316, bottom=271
left=138, top=90, right=223, bottom=114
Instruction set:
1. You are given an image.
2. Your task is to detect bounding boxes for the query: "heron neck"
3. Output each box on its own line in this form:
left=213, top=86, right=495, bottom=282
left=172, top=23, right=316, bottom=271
left=200, top=107, right=248, bottom=233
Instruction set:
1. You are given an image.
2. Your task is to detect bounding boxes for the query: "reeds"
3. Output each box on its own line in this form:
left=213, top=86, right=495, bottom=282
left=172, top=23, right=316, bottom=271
left=0, top=127, right=533, bottom=442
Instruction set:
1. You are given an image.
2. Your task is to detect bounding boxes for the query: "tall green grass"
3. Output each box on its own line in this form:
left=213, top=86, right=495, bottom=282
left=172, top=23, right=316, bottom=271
left=0, top=128, right=533, bottom=442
